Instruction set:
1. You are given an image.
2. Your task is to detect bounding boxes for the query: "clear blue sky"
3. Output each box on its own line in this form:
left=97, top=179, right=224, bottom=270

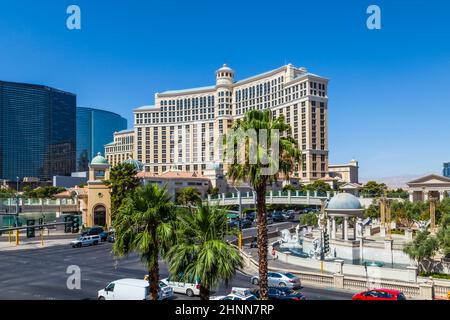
left=1, top=0, right=449, bottom=179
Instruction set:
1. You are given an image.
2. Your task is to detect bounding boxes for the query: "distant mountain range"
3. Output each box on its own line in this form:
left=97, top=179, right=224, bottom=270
left=360, top=173, right=435, bottom=189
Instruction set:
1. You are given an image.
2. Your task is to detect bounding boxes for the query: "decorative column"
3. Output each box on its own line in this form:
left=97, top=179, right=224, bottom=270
left=331, top=216, right=336, bottom=240
left=353, top=217, right=357, bottom=240
left=386, top=200, right=392, bottom=239
left=344, top=217, right=349, bottom=241
left=327, top=217, right=332, bottom=237
left=439, top=191, right=445, bottom=202
left=380, top=198, right=386, bottom=227
left=430, top=197, right=436, bottom=234
left=423, top=189, right=429, bottom=201
left=408, top=190, right=414, bottom=202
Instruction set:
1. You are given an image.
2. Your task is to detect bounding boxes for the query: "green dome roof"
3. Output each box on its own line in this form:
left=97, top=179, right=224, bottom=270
left=124, top=158, right=144, bottom=172
left=91, top=152, right=108, bottom=165
left=327, top=193, right=362, bottom=210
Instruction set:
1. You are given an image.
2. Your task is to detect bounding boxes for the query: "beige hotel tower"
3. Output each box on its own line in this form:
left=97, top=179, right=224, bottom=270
left=105, top=64, right=329, bottom=182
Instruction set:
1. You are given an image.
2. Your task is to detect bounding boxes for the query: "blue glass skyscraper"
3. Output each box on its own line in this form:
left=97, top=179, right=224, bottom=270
left=76, top=107, right=127, bottom=171
left=0, top=81, right=76, bottom=181
left=444, top=163, right=450, bottom=178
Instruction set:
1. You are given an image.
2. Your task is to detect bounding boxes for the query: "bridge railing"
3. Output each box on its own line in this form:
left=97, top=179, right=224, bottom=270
left=207, top=190, right=337, bottom=204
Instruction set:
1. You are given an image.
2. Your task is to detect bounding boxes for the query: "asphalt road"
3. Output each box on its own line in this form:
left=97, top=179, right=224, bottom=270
left=0, top=241, right=353, bottom=300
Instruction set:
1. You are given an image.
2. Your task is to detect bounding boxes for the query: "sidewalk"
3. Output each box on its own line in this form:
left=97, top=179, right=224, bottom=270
left=0, top=231, right=76, bottom=251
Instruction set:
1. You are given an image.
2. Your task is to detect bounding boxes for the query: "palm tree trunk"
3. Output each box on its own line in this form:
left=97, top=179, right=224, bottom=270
left=256, top=187, right=268, bottom=300
left=199, top=285, right=210, bottom=300
left=148, top=228, right=160, bottom=300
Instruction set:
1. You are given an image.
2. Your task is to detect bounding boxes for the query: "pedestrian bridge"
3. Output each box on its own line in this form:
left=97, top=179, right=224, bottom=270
left=0, top=198, right=78, bottom=214
left=206, top=190, right=336, bottom=207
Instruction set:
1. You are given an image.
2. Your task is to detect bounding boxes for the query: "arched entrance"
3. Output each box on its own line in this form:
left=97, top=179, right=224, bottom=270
left=93, top=205, right=106, bottom=227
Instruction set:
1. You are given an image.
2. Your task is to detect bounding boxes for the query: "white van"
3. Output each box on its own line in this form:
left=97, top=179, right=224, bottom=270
left=160, top=275, right=200, bottom=297
left=97, top=278, right=173, bottom=300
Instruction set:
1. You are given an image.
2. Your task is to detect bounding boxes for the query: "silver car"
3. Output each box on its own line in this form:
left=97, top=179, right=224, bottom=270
left=251, top=272, right=301, bottom=289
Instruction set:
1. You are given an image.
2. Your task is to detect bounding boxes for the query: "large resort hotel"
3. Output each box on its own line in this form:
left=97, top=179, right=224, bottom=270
left=105, top=64, right=329, bottom=182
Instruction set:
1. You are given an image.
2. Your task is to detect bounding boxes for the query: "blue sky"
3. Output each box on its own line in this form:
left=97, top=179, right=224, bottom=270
left=0, top=0, right=449, bottom=179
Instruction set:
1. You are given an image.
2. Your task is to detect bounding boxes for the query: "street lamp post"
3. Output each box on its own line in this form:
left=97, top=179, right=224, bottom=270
left=15, top=176, right=20, bottom=245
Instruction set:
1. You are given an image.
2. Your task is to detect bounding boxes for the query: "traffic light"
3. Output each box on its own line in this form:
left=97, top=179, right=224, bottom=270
left=26, top=219, right=35, bottom=238
left=72, top=216, right=80, bottom=233
left=64, top=215, right=73, bottom=233
left=323, top=231, right=330, bottom=254
left=38, top=218, right=44, bottom=230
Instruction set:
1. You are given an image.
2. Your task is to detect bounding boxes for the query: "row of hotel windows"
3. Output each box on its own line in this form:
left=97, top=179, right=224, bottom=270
left=135, top=80, right=326, bottom=124
left=160, top=96, right=215, bottom=108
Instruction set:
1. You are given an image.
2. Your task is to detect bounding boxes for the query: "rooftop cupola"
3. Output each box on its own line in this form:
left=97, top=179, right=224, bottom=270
left=216, top=64, right=234, bottom=87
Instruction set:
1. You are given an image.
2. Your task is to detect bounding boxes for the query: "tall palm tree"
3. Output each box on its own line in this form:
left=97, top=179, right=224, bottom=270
left=226, top=109, right=300, bottom=300
left=164, top=205, right=244, bottom=300
left=113, top=183, right=176, bottom=300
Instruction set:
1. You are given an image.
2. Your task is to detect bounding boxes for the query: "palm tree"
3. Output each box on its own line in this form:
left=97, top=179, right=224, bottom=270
left=113, top=183, right=176, bottom=300
left=226, top=109, right=300, bottom=299
left=176, top=187, right=202, bottom=207
left=164, top=205, right=244, bottom=300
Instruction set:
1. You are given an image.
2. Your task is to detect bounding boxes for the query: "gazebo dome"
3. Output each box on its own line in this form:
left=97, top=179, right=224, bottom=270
left=124, top=157, right=144, bottom=172
left=91, top=152, right=108, bottom=165
left=327, top=192, right=362, bottom=210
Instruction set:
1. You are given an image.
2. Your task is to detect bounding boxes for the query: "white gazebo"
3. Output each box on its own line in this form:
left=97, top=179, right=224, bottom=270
left=325, top=193, right=364, bottom=241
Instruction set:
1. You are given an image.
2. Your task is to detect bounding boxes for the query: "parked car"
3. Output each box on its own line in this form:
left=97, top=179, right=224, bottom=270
left=241, top=219, right=253, bottom=229
left=160, top=275, right=200, bottom=297
left=71, top=235, right=100, bottom=248
left=283, top=210, right=296, bottom=221
left=272, top=211, right=285, bottom=222
left=107, top=232, right=115, bottom=243
left=98, top=278, right=173, bottom=300
left=99, top=231, right=109, bottom=242
left=266, top=214, right=274, bottom=225
left=251, top=272, right=301, bottom=289
left=352, top=289, right=406, bottom=300
left=82, top=226, right=104, bottom=236
left=245, top=212, right=256, bottom=222
left=250, top=287, right=306, bottom=300
left=210, top=287, right=258, bottom=300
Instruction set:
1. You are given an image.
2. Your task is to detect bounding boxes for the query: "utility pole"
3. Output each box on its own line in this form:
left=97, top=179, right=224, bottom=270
left=15, top=176, right=20, bottom=245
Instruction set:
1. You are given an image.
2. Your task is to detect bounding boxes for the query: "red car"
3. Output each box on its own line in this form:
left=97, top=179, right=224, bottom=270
left=352, top=289, right=407, bottom=300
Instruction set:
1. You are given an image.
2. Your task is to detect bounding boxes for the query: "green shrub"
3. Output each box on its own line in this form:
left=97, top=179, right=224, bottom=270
left=419, top=272, right=450, bottom=280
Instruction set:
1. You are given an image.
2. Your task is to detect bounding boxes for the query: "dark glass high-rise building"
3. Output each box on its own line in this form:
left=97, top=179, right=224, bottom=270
left=0, top=81, right=76, bottom=181
left=444, top=163, right=450, bottom=178
left=76, top=107, right=127, bottom=171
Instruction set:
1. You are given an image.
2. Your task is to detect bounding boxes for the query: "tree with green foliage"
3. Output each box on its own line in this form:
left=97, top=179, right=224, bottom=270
left=361, top=181, right=387, bottom=198
left=207, top=186, right=219, bottom=196
left=165, top=205, right=244, bottom=300
left=391, top=201, right=428, bottom=229
left=112, top=183, right=176, bottom=300
left=364, top=202, right=380, bottom=219
left=22, top=186, right=66, bottom=199
left=299, top=212, right=318, bottom=227
left=0, top=187, right=15, bottom=198
left=386, top=188, right=409, bottom=199
left=226, top=109, right=300, bottom=300
left=303, top=180, right=332, bottom=193
left=403, top=230, right=439, bottom=273
left=176, top=187, right=202, bottom=207
left=105, top=162, right=140, bottom=218
left=282, top=184, right=297, bottom=192
left=436, top=209, right=450, bottom=257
